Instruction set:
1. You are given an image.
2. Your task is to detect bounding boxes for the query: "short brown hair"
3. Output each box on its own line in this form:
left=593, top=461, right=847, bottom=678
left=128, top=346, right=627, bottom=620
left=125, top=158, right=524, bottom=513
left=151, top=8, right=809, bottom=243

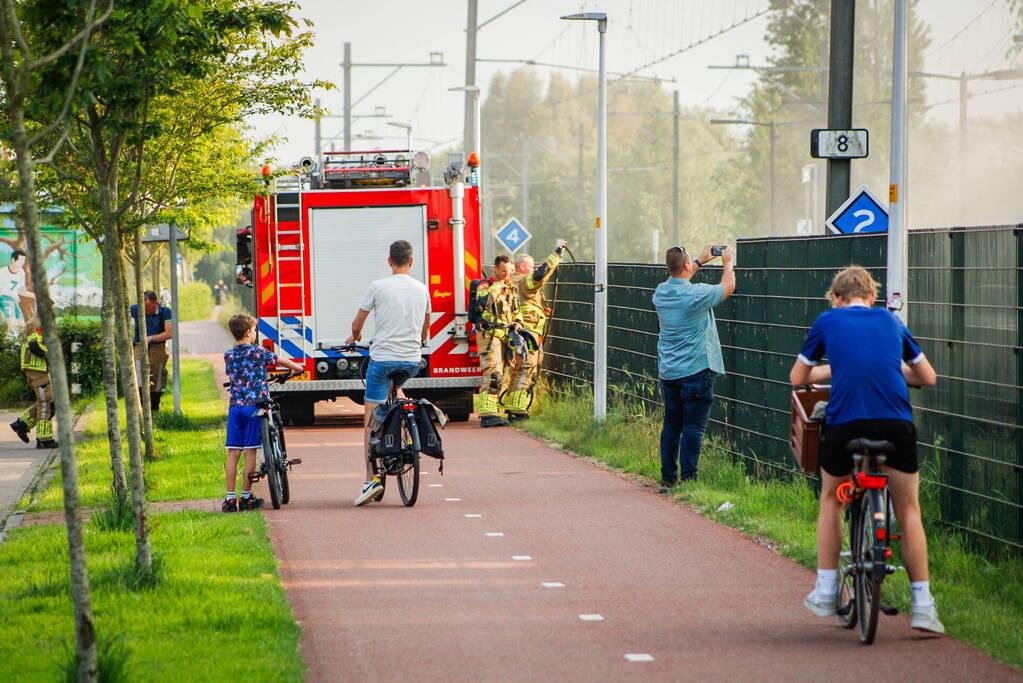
left=389, top=240, right=413, bottom=266
left=494, top=254, right=511, bottom=268
left=828, top=266, right=879, bottom=304
left=665, top=246, right=689, bottom=276
left=229, top=313, right=257, bottom=341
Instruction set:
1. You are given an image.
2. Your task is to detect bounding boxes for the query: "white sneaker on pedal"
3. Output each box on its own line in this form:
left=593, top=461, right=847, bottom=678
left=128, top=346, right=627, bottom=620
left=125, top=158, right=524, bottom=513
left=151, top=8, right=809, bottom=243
left=804, top=589, right=837, bottom=617
left=355, top=478, right=383, bottom=506
left=910, top=604, right=945, bottom=634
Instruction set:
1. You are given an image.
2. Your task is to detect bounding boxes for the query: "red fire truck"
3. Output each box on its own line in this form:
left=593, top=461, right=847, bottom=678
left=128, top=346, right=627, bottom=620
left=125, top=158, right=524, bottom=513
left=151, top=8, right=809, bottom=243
left=236, top=149, right=483, bottom=425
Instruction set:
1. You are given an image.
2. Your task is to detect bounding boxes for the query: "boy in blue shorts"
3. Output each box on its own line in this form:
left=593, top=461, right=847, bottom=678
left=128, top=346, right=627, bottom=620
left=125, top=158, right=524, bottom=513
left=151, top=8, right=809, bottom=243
left=223, top=314, right=303, bottom=512
left=790, top=266, right=943, bottom=633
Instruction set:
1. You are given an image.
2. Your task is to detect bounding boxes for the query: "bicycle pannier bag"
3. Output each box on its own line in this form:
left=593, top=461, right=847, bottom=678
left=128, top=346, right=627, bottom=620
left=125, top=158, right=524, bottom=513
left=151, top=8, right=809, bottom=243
left=790, top=386, right=829, bottom=473
left=369, top=404, right=404, bottom=456
left=414, top=400, right=444, bottom=460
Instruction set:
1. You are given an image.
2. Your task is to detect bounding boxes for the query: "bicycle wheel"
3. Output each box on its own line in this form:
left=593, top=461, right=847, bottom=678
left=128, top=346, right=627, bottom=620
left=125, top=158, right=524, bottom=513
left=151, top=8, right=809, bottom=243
left=277, top=422, right=290, bottom=505
left=855, top=489, right=883, bottom=643
left=396, top=418, right=420, bottom=507
left=262, top=419, right=283, bottom=510
left=836, top=501, right=858, bottom=629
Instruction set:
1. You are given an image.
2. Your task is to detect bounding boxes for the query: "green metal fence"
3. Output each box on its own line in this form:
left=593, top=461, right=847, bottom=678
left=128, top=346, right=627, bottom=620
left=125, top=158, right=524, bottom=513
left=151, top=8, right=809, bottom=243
left=544, top=226, right=1023, bottom=556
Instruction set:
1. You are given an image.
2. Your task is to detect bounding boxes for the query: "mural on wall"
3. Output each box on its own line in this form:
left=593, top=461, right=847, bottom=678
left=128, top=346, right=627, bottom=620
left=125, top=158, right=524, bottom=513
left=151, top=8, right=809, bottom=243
left=0, top=206, right=103, bottom=331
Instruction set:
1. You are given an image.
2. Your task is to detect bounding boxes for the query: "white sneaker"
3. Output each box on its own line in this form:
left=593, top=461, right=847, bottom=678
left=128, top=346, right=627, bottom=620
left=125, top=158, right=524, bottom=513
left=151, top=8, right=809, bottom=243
left=804, top=589, right=837, bottom=617
left=910, top=604, right=945, bottom=634
left=355, top=478, right=383, bottom=506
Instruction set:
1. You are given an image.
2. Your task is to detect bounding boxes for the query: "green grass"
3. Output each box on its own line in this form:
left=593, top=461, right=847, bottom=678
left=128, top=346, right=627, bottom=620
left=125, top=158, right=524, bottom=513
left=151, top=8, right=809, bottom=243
left=0, top=511, right=302, bottom=681
left=25, top=359, right=231, bottom=512
left=523, top=386, right=1023, bottom=671
left=2, top=358, right=303, bottom=681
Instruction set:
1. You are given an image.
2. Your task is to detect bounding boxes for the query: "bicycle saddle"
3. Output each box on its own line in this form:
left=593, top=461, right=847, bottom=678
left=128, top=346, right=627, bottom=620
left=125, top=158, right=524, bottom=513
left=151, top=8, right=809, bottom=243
left=387, top=370, right=411, bottom=389
left=845, top=438, right=895, bottom=454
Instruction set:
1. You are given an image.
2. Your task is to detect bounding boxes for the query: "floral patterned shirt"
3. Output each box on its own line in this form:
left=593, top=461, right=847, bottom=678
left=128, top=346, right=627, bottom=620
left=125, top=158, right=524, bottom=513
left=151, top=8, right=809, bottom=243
left=224, top=344, right=277, bottom=407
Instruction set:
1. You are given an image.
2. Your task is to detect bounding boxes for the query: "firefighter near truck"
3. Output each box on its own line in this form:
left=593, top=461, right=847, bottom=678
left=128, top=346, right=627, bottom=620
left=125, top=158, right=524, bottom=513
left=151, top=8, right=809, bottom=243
left=236, top=149, right=484, bottom=425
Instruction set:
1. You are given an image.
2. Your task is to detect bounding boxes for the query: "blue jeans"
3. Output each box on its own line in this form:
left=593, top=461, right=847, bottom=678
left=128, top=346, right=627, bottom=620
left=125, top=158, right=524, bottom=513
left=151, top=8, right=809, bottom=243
left=659, top=369, right=715, bottom=482
left=364, top=359, right=421, bottom=404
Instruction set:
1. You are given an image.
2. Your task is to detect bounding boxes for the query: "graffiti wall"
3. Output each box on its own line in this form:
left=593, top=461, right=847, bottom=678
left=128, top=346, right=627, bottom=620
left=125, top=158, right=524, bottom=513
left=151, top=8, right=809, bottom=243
left=0, top=206, right=103, bottom=330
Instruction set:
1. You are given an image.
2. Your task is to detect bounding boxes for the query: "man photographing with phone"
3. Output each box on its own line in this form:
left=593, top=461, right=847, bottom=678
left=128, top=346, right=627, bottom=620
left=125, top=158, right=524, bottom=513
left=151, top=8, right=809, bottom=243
left=653, top=244, right=735, bottom=489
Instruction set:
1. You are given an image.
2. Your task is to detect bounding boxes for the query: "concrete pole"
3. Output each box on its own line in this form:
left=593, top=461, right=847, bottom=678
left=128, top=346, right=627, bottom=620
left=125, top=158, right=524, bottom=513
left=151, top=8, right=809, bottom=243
left=578, top=122, right=585, bottom=227
left=464, top=0, right=479, bottom=157
left=887, top=0, right=909, bottom=320
left=825, top=0, right=855, bottom=218
left=343, top=42, right=352, bottom=151
left=672, top=90, right=680, bottom=246
left=521, top=137, right=529, bottom=230
left=169, top=227, right=182, bottom=416
left=594, top=18, right=608, bottom=422
left=958, top=72, right=968, bottom=224
left=769, top=121, right=777, bottom=234
left=314, top=97, right=322, bottom=169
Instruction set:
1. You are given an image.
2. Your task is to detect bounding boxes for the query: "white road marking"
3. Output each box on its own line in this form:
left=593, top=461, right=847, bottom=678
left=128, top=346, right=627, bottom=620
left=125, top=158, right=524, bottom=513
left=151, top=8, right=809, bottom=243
left=578, top=614, right=604, bottom=621
left=512, top=555, right=532, bottom=561
left=625, top=654, right=653, bottom=662
left=445, top=498, right=461, bottom=502
left=541, top=582, right=565, bottom=588
left=465, top=514, right=482, bottom=518
left=429, top=484, right=443, bottom=487
left=486, top=532, right=504, bottom=537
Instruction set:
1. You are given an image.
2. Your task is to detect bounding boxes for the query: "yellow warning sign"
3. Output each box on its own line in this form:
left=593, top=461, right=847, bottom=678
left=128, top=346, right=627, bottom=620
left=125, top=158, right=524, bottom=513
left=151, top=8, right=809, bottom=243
left=889, top=184, right=898, bottom=203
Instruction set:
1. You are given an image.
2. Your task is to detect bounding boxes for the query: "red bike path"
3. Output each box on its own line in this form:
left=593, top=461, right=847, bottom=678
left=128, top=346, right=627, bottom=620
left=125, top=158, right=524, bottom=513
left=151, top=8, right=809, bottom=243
left=261, top=404, right=1020, bottom=682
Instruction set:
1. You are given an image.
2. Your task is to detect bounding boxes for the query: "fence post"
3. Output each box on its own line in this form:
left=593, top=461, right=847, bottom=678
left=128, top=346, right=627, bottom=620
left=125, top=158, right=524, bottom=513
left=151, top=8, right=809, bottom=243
left=948, top=228, right=965, bottom=524
left=1016, top=226, right=1022, bottom=548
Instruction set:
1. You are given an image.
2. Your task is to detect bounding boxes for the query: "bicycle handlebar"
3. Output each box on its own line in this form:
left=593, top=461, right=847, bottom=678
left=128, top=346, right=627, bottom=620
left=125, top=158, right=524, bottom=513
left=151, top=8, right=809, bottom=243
left=222, top=370, right=297, bottom=388
left=329, top=343, right=370, bottom=352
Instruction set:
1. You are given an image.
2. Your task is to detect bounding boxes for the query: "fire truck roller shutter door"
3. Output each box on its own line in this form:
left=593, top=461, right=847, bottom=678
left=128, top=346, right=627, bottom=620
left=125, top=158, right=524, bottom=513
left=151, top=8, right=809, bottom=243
left=309, top=205, right=429, bottom=349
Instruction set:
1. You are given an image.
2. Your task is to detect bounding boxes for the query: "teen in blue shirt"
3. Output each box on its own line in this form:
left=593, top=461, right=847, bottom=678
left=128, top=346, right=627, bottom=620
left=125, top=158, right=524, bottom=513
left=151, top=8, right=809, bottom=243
left=789, top=266, right=943, bottom=633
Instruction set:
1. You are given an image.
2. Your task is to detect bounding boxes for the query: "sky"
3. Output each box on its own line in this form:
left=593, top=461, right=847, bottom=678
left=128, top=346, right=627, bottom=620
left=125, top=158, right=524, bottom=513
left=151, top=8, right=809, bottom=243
left=247, top=0, right=1023, bottom=166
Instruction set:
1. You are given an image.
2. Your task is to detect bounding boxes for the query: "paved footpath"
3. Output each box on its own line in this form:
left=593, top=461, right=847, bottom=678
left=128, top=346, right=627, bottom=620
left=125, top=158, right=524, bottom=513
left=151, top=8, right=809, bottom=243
left=0, top=410, right=57, bottom=536
left=265, top=414, right=1020, bottom=682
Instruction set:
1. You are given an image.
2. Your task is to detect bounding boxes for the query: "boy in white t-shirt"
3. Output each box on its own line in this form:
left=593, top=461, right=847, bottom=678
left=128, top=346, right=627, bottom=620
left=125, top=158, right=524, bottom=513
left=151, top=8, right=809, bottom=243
left=346, top=240, right=431, bottom=506
left=0, top=250, right=36, bottom=332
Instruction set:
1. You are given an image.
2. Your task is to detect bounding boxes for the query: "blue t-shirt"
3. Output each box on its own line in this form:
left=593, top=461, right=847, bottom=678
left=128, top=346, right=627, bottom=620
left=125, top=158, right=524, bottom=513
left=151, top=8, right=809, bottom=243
left=652, top=278, right=725, bottom=380
left=798, top=305, right=924, bottom=425
left=130, top=304, right=172, bottom=342
left=224, top=344, right=277, bottom=407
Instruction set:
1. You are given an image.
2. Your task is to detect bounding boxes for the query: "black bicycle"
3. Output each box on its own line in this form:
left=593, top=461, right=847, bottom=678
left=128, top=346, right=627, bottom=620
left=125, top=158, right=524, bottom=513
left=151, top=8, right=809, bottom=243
left=332, top=343, right=424, bottom=507
left=835, top=438, right=902, bottom=644
left=228, top=371, right=303, bottom=510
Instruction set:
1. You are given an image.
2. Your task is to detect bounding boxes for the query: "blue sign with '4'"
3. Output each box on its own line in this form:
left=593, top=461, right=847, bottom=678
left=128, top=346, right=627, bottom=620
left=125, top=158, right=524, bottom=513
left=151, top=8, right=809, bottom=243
left=827, top=186, right=889, bottom=234
left=495, top=217, right=531, bottom=253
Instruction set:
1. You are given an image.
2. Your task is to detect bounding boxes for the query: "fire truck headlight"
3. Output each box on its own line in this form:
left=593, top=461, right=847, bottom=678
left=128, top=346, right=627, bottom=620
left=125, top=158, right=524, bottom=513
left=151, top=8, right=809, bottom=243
left=336, top=358, right=349, bottom=371
left=374, top=154, right=387, bottom=167
left=412, top=151, right=429, bottom=170
left=315, top=361, right=330, bottom=376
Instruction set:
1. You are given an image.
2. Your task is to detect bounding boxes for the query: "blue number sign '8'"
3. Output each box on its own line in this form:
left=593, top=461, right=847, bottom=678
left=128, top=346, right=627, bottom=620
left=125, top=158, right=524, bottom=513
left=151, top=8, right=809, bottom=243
left=495, top=217, right=531, bottom=253
left=826, top=186, right=889, bottom=235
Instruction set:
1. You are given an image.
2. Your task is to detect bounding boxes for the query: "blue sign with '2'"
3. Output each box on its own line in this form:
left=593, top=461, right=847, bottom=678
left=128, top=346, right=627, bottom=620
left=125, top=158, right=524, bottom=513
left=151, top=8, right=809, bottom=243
left=827, top=186, right=889, bottom=234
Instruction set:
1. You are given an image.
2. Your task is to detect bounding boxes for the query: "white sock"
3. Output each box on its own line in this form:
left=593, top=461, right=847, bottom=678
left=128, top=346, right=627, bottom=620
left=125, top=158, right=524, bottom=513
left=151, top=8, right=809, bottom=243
left=816, top=569, right=838, bottom=597
left=241, top=491, right=253, bottom=499
left=911, top=581, right=933, bottom=609
left=225, top=492, right=236, bottom=501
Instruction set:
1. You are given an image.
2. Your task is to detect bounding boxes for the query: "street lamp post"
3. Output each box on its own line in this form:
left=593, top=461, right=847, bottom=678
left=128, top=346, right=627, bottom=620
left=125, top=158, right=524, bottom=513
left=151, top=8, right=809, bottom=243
left=711, top=118, right=777, bottom=233
left=561, top=10, right=608, bottom=422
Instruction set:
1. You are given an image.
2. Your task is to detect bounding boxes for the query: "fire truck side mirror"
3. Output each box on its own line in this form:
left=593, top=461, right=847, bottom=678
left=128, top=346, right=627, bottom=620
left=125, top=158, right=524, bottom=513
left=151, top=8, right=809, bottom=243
left=236, top=265, right=253, bottom=287
left=236, top=226, right=252, bottom=266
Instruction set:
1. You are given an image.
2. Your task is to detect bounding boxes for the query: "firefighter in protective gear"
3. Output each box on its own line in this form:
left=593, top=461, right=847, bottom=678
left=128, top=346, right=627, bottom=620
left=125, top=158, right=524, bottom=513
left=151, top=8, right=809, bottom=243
left=475, top=254, right=523, bottom=428
left=503, top=240, right=566, bottom=420
left=9, top=316, right=58, bottom=449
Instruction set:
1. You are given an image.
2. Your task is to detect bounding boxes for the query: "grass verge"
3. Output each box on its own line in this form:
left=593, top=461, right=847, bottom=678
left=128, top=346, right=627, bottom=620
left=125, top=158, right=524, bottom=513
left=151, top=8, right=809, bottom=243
left=24, top=359, right=231, bottom=512
left=0, top=511, right=302, bottom=681
left=2, top=358, right=303, bottom=680
left=523, top=387, right=1023, bottom=671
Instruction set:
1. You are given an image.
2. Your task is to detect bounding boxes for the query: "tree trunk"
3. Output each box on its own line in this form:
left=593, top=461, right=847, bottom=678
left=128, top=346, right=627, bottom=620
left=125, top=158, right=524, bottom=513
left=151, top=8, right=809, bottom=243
left=100, top=254, right=127, bottom=497
left=101, top=213, right=151, bottom=577
left=10, top=108, right=98, bottom=681
left=133, top=229, right=155, bottom=461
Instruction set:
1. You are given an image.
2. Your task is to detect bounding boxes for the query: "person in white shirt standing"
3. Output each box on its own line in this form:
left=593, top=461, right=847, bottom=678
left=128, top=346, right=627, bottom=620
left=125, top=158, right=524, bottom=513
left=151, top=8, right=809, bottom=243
left=0, top=250, right=36, bottom=333
left=346, top=240, right=431, bottom=506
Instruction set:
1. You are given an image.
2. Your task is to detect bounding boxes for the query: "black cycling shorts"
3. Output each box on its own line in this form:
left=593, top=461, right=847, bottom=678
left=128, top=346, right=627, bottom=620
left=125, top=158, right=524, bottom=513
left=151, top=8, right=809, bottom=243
left=820, top=419, right=918, bottom=477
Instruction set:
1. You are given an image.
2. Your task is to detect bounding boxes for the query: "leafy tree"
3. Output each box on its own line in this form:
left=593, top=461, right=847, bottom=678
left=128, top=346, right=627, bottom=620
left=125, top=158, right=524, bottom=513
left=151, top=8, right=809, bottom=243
left=0, top=1, right=111, bottom=678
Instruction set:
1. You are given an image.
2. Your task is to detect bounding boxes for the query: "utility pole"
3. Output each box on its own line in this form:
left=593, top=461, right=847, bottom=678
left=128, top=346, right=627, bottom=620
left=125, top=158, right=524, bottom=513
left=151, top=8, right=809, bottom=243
left=521, top=137, right=529, bottom=229
left=825, top=0, right=855, bottom=218
left=672, top=90, right=680, bottom=245
left=578, top=122, right=585, bottom=229
left=888, top=0, right=908, bottom=319
left=313, top=97, right=322, bottom=167
left=340, top=42, right=445, bottom=151
left=464, top=0, right=478, bottom=157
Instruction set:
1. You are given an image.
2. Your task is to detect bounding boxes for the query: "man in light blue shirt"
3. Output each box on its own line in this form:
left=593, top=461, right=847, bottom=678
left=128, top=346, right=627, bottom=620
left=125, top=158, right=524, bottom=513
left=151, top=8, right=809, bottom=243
left=652, top=244, right=735, bottom=487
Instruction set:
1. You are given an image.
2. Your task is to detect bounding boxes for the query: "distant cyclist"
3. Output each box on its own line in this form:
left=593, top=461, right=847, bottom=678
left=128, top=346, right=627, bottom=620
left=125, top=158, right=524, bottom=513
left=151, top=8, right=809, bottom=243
left=346, top=240, right=431, bottom=506
left=789, top=266, right=943, bottom=633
